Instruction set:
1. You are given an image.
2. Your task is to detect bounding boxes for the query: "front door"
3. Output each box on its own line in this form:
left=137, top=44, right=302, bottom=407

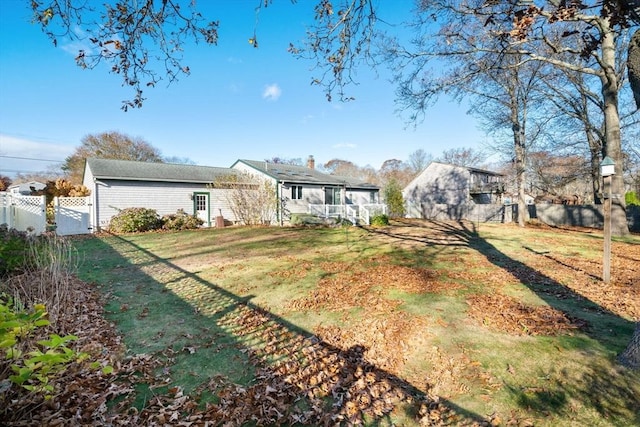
left=194, top=192, right=210, bottom=226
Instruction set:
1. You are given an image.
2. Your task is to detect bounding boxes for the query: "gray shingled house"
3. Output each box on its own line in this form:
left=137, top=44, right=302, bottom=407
left=83, top=158, right=240, bottom=231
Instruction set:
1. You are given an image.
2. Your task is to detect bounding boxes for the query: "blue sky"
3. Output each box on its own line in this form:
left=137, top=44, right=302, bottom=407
left=0, top=0, right=487, bottom=179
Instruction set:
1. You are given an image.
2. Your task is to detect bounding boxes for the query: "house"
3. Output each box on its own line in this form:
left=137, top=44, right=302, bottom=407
left=7, top=181, right=47, bottom=195
left=403, top=162, right=505, bottom=219
left=231, top=156, right=382, bottom=224
left=82, top=156, right=383, bottom=231
left=83, top=158, right=241, bottom=231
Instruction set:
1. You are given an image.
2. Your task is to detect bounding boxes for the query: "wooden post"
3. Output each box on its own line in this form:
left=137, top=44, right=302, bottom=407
left=603, top=174, right=612, bottom=283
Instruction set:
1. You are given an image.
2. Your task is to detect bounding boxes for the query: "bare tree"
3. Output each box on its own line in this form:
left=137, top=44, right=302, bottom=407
left=212, top=172, right=278, bottom=226
left=63, top=131, right=163, bottom=183
left=536, top=31, right=638, bottom=204
left=407, top=149, right=432, bottom=176
left=379, top=1, right=636, bottom=235
left=437, top=148, right=487, bottom=169
left=379, top=159, right=412, bottom=188
left=527, top=151, right=591, bottom=201
left=30, top=0, right=220, bottom=110
left=323, top=159, right=361, bottom=177
left=267, top=157, right=304, bottom=166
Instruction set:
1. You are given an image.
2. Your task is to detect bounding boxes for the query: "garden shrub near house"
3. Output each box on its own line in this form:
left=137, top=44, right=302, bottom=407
left=108, top=208, right=163, bottom=233
left=0, top=225, right=32, bottom=278
left=162, top=210, right=203, bottom=230
left=626, top=192, right=640, bottom=206
left=290, top=213, right=327, bottom=226
left=383, top=179, right=406, bottom=218
left=370, top=214, right=390, bottom=227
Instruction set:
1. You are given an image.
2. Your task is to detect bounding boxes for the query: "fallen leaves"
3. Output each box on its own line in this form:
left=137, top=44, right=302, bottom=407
left=466, top=293, right=588, bottom=336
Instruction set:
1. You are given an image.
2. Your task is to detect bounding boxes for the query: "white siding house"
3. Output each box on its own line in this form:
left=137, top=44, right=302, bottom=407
left=231, top=157, right=381, bottom=224
left=7, top=181, right=47, bottom=195
left=83, top=158, right=239, bottom=231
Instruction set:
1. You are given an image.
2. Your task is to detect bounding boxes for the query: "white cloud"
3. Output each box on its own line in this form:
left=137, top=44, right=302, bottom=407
left=332, top=142, right=357, bottom=149
left=0, top=134, right=74, bottom=177
left=262, top=83, right=282, bottom=101
left=300, top=114, right=315, bottom=124
left=60, top=25, right=95, bottom=56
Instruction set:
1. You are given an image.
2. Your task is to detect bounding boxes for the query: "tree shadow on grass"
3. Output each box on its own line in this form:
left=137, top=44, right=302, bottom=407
left=366, top=219, right=640, bottom=424
left=76, top=233, right=493, bottom=426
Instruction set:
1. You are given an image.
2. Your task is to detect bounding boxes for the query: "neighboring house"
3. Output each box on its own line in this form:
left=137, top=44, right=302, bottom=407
left=503, top=193, right=535, bottom=205
left=403, top=162, right=505, bottom=219
left=231, top=156, right=382, bottom=224
left=83, top=158, right=241, bottom=231
left=7, top=181, right=46, bottom=195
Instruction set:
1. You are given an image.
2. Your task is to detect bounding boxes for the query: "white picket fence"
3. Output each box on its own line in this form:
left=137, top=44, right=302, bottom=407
left=0, top=192, right=47, bottom=235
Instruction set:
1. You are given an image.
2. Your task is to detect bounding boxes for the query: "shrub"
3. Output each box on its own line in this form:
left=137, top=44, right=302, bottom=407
left=0, top=225, right=32, bottom=278
left=370, top=214, right=390, bottom=227
left=162, top=209, right=203, bottom=230
left=1, top=299, right=87, bottom=399
left=626, top=192, right=640, bottom=206
left=383, top=179, right=406, bottom=218
left=290, top=213, right=324, bottom=226
left=108, top=208, right=162, bottom=233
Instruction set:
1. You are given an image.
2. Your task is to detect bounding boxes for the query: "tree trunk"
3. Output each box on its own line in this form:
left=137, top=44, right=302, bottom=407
left=618, top=323, right=640, bottom=369
left=600, top=22, right=629, bottom=236
left=628, top=28, right=640, bottom=110
left=588, top=136, right=603, bottom=204
left=513, top=126, right=528, bottom=227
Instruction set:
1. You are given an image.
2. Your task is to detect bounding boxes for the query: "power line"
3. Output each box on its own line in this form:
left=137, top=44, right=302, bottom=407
left=0, top=155, right=64, bottom=162
left=1, top=169, right=57, bottom=174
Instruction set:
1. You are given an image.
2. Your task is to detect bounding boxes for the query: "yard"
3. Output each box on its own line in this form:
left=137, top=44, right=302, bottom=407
left=26, top=220, right=640, bottom=425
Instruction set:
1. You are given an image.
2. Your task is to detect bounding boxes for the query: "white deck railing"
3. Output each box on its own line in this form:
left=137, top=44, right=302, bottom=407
left=308, top=204, right=387, bottom=225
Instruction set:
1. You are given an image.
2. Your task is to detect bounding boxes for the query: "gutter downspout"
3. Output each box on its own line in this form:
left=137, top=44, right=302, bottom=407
left=279, top=180, right=284, bottom=226
left=92, top=178, right=99, bottom=233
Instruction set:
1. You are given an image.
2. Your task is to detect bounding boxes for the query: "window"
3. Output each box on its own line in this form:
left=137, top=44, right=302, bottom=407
left=195, top=194, right=207, bottom=211
left=370, top=192, right=376, bottom=203
left=291, top=185, right=303, bottom=200
left=324, top=187, right=341, bottom=204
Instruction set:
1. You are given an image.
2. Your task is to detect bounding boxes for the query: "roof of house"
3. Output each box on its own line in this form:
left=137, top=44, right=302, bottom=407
left=84, top=158, right=237, bottom=184
left=8, top=181, right=47, bottom=194
left=233, top=159, right=379, bottom=190
left=429, top=161, right=504, bottom=176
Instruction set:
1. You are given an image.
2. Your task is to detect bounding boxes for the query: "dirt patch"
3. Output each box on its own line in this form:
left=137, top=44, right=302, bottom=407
left=466, top=293, right=588, bottom=336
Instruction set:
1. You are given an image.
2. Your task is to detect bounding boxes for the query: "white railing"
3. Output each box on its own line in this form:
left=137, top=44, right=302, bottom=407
left=308, top=204, right=345, bottom=218
left=308, top=204, right=387, bottom=225
left=346, top=205, right=359, bottom=224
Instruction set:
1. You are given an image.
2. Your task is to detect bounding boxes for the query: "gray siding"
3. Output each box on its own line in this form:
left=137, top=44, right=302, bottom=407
left=90, top=180, right=235, bottom=230
left=403, top=163, right=471, bottom=207
left=347, top=189, right=378, bottom=205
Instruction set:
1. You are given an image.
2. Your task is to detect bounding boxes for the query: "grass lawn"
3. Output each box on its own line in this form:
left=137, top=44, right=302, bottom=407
left=73, top=219, right=640, bottom=426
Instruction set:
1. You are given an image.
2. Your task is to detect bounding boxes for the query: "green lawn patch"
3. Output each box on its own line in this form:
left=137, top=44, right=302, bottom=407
left=72, top=220, right=640, bottom=425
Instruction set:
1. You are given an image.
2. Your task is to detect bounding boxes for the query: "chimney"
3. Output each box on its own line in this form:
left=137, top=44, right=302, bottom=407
left=307, top=155, right=315, bottom=170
